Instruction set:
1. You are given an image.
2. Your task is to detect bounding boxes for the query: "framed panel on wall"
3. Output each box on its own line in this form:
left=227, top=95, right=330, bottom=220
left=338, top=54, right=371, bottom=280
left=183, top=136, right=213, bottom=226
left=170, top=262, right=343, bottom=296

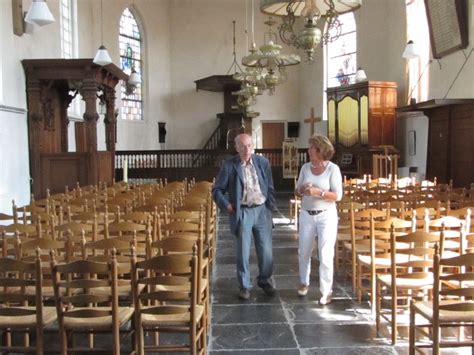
left=424, top=0, right=469, bottom=58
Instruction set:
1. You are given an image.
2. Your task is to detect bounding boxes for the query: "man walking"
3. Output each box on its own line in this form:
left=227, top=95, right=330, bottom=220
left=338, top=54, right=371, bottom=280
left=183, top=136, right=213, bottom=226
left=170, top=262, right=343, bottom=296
left=212, top=133, right=276, bottom=300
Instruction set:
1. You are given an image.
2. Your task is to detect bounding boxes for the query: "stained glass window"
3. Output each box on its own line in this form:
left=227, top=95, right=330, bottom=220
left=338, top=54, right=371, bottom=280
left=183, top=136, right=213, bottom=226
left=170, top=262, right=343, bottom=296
left=326, top=13, right=357, bottom=88
left=119, top=8, right=143, bottom=121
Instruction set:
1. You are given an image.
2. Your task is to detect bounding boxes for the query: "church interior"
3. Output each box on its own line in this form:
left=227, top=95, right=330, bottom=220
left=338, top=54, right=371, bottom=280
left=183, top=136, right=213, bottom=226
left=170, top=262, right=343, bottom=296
left=0, top=0, right=473, bottom=353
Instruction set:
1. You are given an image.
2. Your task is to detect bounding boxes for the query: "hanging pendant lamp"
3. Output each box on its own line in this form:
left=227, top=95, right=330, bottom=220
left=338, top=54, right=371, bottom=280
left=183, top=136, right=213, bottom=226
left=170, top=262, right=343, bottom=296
left=25, top=0, right=55, bottom=26
left=93, top=0, right=112, bottom=66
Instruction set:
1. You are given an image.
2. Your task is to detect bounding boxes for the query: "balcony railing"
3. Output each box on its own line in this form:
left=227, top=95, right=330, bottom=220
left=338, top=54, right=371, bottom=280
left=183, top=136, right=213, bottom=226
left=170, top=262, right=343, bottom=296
left=115, top=148, right=309, bottom=191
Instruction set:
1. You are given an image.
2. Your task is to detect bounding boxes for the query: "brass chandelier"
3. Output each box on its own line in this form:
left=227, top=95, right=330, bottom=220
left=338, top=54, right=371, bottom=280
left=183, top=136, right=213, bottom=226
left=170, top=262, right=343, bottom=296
left=260, top=0, right=362, bottom=61
left=242, top=17, right=300, bottom=95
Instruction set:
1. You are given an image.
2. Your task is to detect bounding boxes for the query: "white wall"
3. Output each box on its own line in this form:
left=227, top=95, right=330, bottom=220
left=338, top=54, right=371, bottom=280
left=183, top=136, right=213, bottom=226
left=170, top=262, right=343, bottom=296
left=166, top=0, right=300, bottom=149
left=0, top=0, right=64, bottom=214
left=0, top=108, right=30, bottom=214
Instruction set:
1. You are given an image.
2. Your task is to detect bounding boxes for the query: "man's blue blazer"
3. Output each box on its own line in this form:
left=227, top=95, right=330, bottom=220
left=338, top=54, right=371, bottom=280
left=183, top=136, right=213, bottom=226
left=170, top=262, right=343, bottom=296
left=212, top=154, right=276, bottom=235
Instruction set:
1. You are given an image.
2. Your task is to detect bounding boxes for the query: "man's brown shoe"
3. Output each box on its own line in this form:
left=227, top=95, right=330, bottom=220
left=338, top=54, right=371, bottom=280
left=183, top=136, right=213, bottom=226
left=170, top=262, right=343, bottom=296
left=239, top=288, right=250, bottom=300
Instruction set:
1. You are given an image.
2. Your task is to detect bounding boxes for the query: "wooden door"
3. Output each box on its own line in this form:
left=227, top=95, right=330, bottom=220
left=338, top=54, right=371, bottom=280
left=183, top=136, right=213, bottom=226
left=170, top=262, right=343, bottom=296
left=262, top=122, right=285, bottom=149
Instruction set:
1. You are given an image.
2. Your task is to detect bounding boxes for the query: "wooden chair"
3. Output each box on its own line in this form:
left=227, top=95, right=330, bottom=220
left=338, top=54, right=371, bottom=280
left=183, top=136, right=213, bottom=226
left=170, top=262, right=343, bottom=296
left=0, top=213, right=14, bottom=225
left=344, top=207, right=387, bottom=293
left=131, top=250, right=207, bottom=354
left=409, top=247, right=474, bottom=354
left=82, top=237, right=139, bottom=301
left=0, top=250, right=56, bottom=354
left=50, top=250, right=134, bottom=354
left=118, top=210, right=159, bottom=241
left=16, top=236, right=71, bottom=298
left=147, top=232, right=210, bottom=331
left=336, top=201, right=364, bottom=274
left=106, top=220, right=149, bottom=256
left=427, top=215, right=468, bottom=257
left=356, top=216, right=414, bottom=313
left=4, top=223, right=39, bottom=239
left=376, top=230, right=444, bottom=344
left=180, top=194, right=217, bottom=266
left=448, top=207, right=472, bottom=232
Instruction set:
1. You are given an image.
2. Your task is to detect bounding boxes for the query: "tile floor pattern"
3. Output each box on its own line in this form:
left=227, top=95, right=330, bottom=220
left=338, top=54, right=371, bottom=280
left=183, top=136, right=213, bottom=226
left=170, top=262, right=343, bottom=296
left=208, top=192, right=407, bottom=354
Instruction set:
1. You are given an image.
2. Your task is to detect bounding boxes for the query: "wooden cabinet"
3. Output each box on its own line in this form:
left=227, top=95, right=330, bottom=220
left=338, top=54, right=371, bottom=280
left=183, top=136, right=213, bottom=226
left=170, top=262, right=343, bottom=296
left=326, top=81, right=398, bottom=176
left=397, top=99, right=474, bottom=187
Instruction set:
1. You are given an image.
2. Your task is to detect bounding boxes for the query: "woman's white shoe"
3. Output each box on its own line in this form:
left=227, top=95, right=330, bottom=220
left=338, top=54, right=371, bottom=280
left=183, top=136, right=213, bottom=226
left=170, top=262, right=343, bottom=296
left=319, top=294, right=332, bottom=305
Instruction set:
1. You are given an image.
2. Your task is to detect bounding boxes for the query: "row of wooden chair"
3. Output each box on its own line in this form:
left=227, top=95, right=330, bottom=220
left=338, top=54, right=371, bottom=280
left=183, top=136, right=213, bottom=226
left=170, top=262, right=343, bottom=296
left=0, top=178, right=216, bottom=354
left=0, top=246, right=207, bottom=354
left=334, top=180, right=474, bottom=352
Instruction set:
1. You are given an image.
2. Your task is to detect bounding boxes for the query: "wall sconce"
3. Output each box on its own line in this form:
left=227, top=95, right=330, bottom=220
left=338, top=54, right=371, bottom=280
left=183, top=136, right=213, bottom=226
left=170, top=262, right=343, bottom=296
left=12, top=0, right=54, bottom=36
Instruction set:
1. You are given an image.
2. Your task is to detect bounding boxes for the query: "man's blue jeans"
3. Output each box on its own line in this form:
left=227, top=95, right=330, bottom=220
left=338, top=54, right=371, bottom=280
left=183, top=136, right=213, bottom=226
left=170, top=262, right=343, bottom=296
left=235, top=204, right=273, bottom=290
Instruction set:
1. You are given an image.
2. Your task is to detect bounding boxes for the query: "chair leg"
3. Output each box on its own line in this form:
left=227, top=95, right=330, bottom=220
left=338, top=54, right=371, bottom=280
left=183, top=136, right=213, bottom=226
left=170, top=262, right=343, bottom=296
left=23, top=332, right=29, bottom=348
left=375, top=280, right=381, bottom=333
left=200, top=317, right=207, bottom=354
left=36, top=324, right=44, bottom=355
left=135, top=324, right=144, bottom=355
left=352, top=251, right=357, bottom=293
left=432, top=319, right=440, bottom=355
left=370, top=269, right=376, bottom=316
left=191, top=324, right=197, bottom=355
left=113, top=326, right=120, bottom=355
left=409, top=301, right=415, bottom=355
left=391, top=288, right=397, bottom=345
left=59, top=329, right=68, bottom=355
left=357, top=262, right=362, bottom=303
left=88, top=332, right=94, bottom=349
left=3, top=330, right=11, bottom=348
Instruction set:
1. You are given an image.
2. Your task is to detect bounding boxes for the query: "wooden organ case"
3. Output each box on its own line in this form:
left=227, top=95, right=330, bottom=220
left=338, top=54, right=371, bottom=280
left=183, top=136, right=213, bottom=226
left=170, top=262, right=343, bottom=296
left=326, top=81, right=398, bottom=177
left=22, top=59, right=128, bottom=198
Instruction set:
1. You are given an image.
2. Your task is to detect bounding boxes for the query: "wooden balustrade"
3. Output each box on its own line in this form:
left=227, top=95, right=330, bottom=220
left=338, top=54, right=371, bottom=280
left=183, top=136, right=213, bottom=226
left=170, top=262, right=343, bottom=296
left=115, top=149, right=309, bottom=191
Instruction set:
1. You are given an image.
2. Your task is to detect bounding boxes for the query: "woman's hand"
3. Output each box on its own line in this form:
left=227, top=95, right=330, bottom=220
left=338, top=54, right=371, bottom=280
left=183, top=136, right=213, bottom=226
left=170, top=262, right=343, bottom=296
left=302, top=183, right=323, bottom=197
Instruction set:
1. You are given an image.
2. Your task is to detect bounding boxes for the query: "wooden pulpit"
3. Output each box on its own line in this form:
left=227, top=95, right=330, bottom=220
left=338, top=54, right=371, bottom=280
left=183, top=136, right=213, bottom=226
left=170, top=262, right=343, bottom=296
left=22, top=59, right=128, bottom=198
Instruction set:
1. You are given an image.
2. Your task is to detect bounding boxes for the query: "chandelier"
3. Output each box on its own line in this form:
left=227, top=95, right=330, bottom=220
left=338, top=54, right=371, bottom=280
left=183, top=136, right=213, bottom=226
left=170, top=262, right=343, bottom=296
left=242, top=17, right=300, bottom=95
left=260, top=0, right=362, bottom=61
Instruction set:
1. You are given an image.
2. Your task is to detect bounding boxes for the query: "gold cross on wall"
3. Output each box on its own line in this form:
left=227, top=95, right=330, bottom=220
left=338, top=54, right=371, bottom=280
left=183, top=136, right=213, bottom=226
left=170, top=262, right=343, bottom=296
left=304, top=107, right=321, bottom=136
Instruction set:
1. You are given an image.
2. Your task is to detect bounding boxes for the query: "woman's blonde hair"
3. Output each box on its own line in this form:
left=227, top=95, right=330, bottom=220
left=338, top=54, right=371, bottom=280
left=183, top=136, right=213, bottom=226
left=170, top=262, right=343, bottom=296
left=308, top=134, right=335, bottom=160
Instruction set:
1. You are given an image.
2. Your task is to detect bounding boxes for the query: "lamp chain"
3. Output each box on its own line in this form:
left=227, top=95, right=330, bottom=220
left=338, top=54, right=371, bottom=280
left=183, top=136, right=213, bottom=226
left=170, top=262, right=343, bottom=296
left=100, top=0, right=104, bottom=44
left=226, top=21, right=243, bottom=75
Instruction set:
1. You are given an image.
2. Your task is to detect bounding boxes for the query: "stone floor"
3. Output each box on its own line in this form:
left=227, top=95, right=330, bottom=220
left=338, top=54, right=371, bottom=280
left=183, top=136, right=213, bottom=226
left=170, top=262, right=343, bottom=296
left=207, top=192, right=410, bottom=354
left=208, top=192, right=474, bottom=354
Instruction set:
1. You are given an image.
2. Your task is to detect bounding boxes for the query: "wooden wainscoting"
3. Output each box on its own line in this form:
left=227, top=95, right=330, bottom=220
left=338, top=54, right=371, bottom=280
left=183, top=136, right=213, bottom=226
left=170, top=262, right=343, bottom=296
left=40, top=153, right=88, bottom=195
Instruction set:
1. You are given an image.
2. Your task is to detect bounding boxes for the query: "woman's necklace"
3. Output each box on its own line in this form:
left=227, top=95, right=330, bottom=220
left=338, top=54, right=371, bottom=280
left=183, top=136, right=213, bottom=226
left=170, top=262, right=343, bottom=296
left=311, top=161, right=327, bottom=170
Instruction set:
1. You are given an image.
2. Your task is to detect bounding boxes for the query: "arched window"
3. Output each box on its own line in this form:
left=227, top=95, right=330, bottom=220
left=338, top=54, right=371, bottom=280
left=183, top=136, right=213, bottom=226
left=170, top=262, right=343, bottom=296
left=325, top=12, right=357, bottom=88
left=119, top=8, right=143, bottom=121
left=405, top=0, right=430, bottom=104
